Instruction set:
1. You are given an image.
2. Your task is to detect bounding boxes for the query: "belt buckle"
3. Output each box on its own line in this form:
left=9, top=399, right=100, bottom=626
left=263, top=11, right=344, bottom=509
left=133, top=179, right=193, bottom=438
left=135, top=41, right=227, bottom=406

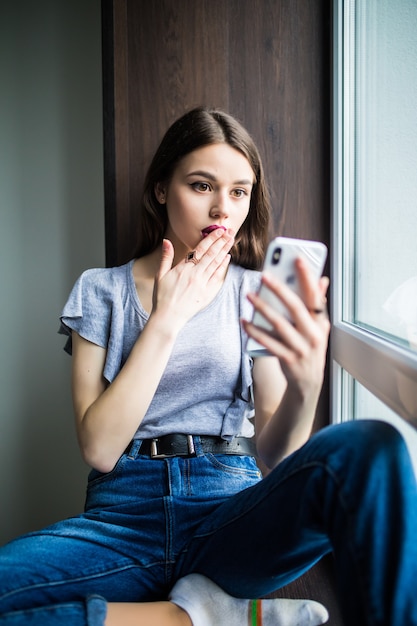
left=150, top=435, right=196, bottom=459
left=186, top=435, right=196, bottom=456
left=150, top=439, right=166, bottom=459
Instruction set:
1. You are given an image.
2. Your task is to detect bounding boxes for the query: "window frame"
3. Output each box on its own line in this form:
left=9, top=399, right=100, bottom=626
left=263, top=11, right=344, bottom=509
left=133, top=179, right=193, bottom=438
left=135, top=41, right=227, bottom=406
left=331, top=0, right=417, bottom=428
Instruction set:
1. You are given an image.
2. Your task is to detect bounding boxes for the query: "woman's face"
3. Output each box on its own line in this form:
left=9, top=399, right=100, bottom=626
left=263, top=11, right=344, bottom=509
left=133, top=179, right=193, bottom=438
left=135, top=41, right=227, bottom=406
left=156, top=143, right=255, bottom=261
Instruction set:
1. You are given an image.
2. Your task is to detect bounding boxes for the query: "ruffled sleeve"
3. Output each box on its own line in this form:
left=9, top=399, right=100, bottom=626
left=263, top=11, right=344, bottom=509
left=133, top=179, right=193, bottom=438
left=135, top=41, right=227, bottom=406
left=58, top=263, right=133, bottom=382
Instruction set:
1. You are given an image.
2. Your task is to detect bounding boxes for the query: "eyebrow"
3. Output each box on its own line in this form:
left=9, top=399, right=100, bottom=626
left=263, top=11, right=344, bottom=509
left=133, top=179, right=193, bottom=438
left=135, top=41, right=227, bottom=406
left=186, top=170, right=254, bottom=185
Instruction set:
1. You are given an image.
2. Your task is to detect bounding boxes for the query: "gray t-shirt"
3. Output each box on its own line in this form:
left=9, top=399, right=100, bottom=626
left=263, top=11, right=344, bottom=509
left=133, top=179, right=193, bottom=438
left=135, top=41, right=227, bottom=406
left=59, top=260, right=261, bottom=440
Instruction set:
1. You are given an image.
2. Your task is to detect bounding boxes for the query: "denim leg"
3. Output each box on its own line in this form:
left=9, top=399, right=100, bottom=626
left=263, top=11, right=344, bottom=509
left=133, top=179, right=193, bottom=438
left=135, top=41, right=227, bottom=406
left=0, top=451, right=175, bottom=621
left=177, top=420, right=417, bottom=626
left=0, top=523, right=155, bottom=611
left=0, top=595, right=106, bottom=625
left=0, top=445, right=261, bottom=624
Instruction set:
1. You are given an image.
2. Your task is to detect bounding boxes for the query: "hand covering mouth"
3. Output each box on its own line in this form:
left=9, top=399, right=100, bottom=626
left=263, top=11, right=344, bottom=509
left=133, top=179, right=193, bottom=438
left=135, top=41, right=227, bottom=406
left=201, top=225, right=226, bottom=238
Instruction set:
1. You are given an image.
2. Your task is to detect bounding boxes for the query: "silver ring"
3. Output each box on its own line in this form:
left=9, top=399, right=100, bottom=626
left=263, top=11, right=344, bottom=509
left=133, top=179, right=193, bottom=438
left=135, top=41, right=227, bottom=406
left=309, top=297, right=327, bottom=315
left=185, top=251, right=200, bottom=265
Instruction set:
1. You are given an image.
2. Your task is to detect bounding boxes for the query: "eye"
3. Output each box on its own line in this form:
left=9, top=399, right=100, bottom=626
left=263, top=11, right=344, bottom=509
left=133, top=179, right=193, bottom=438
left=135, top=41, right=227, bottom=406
left=191, top=182, right=211, bottom=193
left=231, top=188, right=248, bottom=198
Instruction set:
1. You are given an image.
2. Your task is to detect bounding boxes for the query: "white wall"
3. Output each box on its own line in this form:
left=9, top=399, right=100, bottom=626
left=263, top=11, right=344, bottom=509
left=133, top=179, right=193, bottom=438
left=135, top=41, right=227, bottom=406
left=0, top=0, right=105, bottom=544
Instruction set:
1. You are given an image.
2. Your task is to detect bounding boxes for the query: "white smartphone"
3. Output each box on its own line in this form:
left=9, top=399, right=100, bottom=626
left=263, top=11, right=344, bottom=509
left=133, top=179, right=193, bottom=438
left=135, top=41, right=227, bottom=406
left=246, top=237, right=328, bottom=356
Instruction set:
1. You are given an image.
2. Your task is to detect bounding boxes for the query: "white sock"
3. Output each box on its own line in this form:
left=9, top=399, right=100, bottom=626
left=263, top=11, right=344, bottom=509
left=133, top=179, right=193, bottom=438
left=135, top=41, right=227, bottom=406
left=169, top=574, right=329, bottom=626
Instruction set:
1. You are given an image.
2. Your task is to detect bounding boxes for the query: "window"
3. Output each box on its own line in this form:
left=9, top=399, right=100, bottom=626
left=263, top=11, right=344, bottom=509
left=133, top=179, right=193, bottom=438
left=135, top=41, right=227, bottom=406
left=331, top=0, right=417, bottom=449
left=354, top=378, right=417, bottom=474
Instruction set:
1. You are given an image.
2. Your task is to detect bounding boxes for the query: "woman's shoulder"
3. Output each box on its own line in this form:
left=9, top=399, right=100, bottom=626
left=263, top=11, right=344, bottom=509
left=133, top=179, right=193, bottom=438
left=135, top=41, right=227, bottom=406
left=61, top=260, right=134, bottom=320
left=73, top=260, right=133, bottom=301
left=77, top=260, right=132, bottom=286
left=59, top=260, right=135, bottom=355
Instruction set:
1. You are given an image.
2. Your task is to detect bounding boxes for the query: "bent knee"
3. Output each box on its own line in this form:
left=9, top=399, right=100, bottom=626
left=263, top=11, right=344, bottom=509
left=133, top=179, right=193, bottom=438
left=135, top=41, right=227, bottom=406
left=313, top=419, right=408, bottom=472
left=348, top=418, right=405, bottom=452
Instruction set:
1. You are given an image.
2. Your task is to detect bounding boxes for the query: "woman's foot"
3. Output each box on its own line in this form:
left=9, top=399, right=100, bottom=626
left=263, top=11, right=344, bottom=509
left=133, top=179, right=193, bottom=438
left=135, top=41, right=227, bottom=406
left=169, top=574, right=329, bottom=626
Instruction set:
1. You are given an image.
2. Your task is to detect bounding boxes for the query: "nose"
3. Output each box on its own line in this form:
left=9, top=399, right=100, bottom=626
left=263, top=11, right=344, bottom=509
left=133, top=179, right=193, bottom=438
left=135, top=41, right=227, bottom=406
left=210, top=191, right=229, bottom=219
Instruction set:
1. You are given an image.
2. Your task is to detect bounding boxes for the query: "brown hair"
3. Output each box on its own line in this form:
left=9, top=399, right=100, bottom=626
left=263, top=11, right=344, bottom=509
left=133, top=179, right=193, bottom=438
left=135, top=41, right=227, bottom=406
left=134, top=107, right=271, bottom=270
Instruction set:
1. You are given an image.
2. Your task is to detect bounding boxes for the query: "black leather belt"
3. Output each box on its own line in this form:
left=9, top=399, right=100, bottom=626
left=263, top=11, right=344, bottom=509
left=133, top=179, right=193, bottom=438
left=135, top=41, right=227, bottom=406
left=132, top=434, right=257, bottom=459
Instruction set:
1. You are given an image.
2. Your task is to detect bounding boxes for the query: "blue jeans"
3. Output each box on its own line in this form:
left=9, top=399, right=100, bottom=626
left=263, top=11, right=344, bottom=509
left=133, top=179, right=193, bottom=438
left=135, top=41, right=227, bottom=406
left=0, top=421, right=416, bottom=625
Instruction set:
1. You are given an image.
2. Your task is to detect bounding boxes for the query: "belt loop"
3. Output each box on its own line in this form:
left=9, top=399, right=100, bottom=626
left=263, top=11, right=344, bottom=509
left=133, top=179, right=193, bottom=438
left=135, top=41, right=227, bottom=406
left=126, top=439, right=142, bottom=459
left=192, top=435, right=204, bottom=456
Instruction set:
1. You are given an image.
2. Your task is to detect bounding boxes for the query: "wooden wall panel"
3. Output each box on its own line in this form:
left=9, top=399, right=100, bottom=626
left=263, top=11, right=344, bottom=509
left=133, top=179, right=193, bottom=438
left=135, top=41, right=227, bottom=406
left=102, top=0, right=330, bottom=266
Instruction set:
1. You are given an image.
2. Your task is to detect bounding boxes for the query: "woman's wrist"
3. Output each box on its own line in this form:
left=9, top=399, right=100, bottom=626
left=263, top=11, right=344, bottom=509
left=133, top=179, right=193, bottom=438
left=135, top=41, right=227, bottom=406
left=145, top=309, right=184, bottom=343
left=284, top=377, right=323, bottom=408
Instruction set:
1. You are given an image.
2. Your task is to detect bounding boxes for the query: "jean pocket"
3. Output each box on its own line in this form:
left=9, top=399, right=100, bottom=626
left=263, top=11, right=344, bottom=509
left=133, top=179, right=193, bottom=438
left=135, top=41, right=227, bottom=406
left=182, top=454, right=262, bottom=499
left=86, top=452, right=129, bottom=487
left=205, top=453, right=262, bottom=481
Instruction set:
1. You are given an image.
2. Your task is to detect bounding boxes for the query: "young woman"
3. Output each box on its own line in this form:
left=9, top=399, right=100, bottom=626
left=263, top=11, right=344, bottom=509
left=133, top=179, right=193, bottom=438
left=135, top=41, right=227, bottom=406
left=1, top=108, right=416, bottom=626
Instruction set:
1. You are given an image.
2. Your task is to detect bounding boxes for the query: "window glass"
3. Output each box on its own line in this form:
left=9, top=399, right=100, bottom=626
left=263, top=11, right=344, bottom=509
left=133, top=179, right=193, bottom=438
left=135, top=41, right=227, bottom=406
left=354, top=378, right=417, bottom=477
left=352, top=0, right=417, bottom=351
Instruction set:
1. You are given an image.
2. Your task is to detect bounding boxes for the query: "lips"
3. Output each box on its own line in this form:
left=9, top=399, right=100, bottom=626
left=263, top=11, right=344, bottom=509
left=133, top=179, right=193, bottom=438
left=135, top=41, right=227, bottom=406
left=201, top=225, right=226, bottom=238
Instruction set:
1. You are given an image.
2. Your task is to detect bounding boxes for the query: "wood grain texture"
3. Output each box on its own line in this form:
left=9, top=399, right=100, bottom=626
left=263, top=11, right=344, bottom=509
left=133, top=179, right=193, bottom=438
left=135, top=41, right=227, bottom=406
left=267, top=555, right=345, bottom=625
left=102, top=0, right=330, bottom=265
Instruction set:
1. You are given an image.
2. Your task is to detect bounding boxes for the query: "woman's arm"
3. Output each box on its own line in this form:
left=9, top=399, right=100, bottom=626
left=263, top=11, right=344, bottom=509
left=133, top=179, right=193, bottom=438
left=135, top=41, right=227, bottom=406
left=243, top=257, right=330, bottom=470
left=71, top=312, right=180, bottom=473
left=72, top=231, right=234, bottom=473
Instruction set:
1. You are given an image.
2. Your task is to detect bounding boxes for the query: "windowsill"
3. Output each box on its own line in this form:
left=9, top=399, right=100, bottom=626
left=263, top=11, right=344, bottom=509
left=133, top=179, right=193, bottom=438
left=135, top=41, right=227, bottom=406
left=331, top=322, right=417, bottom=428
